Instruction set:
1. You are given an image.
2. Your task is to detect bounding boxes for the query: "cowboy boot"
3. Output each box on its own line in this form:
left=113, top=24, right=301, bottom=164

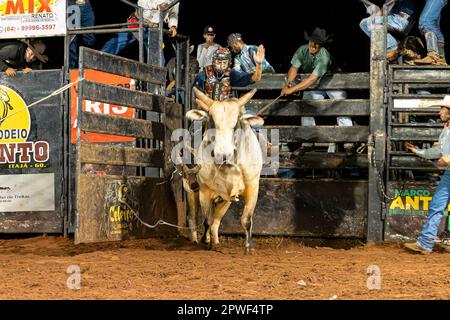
left=438, top=42, right=447, bottom=65
left=414, top=32, right=446, bottom=65
left=386, top=49, right=399, bottom=63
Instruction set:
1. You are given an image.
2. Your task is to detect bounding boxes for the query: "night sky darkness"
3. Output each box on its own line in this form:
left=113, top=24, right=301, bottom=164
left=44, top=0, right=449, bottom=72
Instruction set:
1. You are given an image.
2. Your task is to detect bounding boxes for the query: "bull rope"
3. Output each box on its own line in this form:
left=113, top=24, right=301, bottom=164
left=256, top=95, right=283, bottom=116
left=0, top=78, right=84, bottom=123
left=119, top=198, right=205, bottom=231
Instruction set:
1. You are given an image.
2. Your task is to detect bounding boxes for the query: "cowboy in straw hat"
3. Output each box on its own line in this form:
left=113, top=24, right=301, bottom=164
left=0, top=39, right=48, bottom=77
left=404, top=95, right=450, bottom=254
left=280, top=27, right=355, bottom=156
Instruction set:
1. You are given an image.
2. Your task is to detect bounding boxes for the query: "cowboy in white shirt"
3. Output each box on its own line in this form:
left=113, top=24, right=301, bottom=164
left=102, top=0, right=179, bottom=56
left=137, top=0, right=179, bottom=37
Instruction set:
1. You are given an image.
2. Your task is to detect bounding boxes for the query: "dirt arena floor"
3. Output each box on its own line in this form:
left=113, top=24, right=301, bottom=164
left=0, top=235, right=449, bottom=300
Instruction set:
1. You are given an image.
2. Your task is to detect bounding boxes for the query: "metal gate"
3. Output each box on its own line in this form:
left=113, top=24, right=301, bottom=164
left=220, top=72, right=372, bottom=239
left=385, top=65, right=450, bottom=241
left=73, top=47, right=183, bottom=244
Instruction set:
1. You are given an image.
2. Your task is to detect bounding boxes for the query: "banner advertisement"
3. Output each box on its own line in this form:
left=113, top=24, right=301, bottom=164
left=70, top=69, right=136, bottom=144
left=0, top=0, right=67, bottom=39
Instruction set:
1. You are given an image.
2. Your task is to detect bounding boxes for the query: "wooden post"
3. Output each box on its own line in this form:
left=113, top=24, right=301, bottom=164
left=368, top=13, right=387, bottom=243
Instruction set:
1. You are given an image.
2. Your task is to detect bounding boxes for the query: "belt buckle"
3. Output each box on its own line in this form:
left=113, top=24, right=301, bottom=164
left=145, top=21, right=159, bottom=28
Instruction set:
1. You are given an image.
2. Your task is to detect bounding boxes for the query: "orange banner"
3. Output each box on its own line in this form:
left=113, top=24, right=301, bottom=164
left=70, top=70, right=136, bottom=144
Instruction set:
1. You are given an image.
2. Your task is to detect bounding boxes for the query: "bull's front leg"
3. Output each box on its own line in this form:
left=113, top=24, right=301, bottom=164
left=186, top=190, right=200, bottom=243
left=242, top=183, right=259, bottom=255
left=210, top=200, right=231, bottom=251
left=199, top=189, right=214, bottom=245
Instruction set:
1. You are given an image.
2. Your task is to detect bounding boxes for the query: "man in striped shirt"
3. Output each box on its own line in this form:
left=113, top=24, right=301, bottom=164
left=227, top=33, right=275, bottom=74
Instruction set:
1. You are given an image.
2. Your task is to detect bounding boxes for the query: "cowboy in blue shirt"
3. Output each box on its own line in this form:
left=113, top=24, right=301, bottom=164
left=194, top=47, right=266, bottom=101
left=227, top=33, right=275, bottom=74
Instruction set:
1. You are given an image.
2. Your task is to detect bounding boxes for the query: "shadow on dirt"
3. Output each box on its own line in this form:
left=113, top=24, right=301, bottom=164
left=0, top=233, right=366, bottom=257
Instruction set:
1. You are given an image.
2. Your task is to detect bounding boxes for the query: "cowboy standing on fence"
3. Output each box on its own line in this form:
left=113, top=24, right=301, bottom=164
left=280, top=27, right=354, bottom=155
left=414, top=0, right=448, bottom=65
left=101, top=0, right=179, bottom=57
left=404, top=96, right=450, bottom=255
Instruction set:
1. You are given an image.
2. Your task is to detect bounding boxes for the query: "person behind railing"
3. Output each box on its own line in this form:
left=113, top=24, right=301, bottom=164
left=280, top=27, right=354, bottom=156
left=101, top=0, right=179, bottom=58
left=404, top=96, right=450, bottom=255
left=194, top=47, right=265, bottom=101
left=0, top=39, right=48, bottom=77
left=359, top=0, right=420, bottom=62
left=414, top=0, right=448, bottom=65
left=227, top=33, right=275, bottom=75
left=193, top=47, right=270, bottom=156
left=197, top=25, right=221, bottom=69
left=166, top=45, right=199, bottom=104
left=67, top=0, right=95, bottom=69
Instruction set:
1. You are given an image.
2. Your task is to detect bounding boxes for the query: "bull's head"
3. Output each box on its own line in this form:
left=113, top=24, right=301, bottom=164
left=187, top=88, right=264, bottom=165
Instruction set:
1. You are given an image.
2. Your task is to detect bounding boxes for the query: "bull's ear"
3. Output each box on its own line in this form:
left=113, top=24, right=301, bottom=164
left=186, top=109, right=208, bottom=121
left=240, top=114, right=264, bottom=127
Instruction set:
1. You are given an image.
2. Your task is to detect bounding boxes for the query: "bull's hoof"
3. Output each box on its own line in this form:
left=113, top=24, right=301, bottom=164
left=245, top=247, right=255, bottom=256
left=201, top=235, right=210, bottom=245
left=209, top=243, right=225, bottom=253
left=190, top=233, right=199, bottom=244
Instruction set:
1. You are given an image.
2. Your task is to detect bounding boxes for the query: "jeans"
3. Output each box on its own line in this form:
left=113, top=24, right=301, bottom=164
left=69, top=3, right=95, bottom=69
left=302, top=90, right=353, bottom=150
left=419, top=0, right=448, bottom=43
left=102, top=25, right=165, bottom=65
left=360, top=14, right=410, bottom=51
left=417, top=170, right=450, bottom=251
left=102, top=25, right=149, bottom=55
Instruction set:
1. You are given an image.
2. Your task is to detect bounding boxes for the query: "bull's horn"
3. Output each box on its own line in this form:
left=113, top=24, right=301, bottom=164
left=195, top=98, right=211, bottom=112
left=237, top=89, right=257, bottom=107
left=193, top=87, right=214, bottom=110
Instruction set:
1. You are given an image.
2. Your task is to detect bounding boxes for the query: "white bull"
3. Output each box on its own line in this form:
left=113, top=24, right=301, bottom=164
left=185, top=87, right=264, bottom=254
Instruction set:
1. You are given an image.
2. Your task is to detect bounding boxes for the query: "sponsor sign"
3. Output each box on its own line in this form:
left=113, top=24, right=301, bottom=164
left=0, top=0, right=66, bottom=38
left=70, top=70, right=136, bottom=144
left=0, top=85, right=50, bottom=170
left=106, top=183, right=135, bottom=236
left=388, top=186, right=450, bottom=237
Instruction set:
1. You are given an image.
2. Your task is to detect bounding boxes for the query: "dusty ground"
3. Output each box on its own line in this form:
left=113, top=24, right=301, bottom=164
left=0, top=235, right=449, bottom=300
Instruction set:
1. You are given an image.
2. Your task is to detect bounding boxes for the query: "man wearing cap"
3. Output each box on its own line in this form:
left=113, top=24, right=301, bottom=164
left=197, top=25, right=221, bottom=69
left=227, top=33, right=274, bottom=74
left=404, top=96, right=450, bottom=255
left=280, top=27, right=353, bottom=155
left=194, top=47, right=266, bottom=101
left=0, top=39, right=48, bottom=77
